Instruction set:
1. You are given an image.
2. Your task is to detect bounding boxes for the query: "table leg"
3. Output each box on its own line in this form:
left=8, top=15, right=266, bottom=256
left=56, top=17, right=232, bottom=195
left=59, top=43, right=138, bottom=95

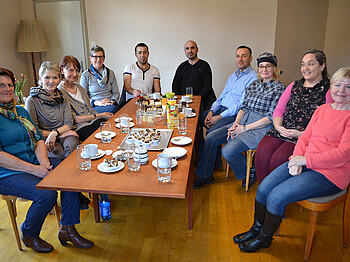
left=92, top=193, right=100, bottom=223
left=187, top=162, right=194, bottom=230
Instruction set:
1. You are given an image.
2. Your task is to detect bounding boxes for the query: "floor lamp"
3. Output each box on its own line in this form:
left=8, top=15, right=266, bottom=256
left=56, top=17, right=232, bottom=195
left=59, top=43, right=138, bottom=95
left=17, top=19, right=49, bottom=85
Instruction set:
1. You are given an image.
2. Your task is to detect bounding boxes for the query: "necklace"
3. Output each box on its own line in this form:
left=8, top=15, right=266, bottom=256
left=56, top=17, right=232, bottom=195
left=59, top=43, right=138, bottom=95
left=62, top=82, right=77, bottom=94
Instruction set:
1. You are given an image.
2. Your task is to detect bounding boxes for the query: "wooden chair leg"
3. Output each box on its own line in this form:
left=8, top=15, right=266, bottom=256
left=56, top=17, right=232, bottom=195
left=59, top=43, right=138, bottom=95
left=54, top=203, right=60, bottom=228
left=5, top=199, right=22, bottom=250
left=343, top=194, right=350, bottom=247
left=245, top=151, right=253, bottom=192
left=225, top=162, right=230, bottom=178
left=304, top=210, right=318, bottom=262
left=299, top=205, right=304, bottom=214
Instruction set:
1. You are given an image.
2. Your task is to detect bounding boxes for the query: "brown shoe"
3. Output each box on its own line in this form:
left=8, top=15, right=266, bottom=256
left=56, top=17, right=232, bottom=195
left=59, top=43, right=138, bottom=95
left=58, top=225, right=94, bottom=248
left=21, top=233, right=54, bottom=253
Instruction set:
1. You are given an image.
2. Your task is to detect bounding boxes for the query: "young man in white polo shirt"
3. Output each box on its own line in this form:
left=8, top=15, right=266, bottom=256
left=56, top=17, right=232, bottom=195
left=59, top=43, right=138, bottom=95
left=123, top=43, right=161, bottom=101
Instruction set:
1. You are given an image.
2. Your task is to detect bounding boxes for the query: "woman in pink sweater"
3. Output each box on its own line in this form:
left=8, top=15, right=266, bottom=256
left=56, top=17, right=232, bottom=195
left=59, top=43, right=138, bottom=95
left=233, top=67, right=350, bottom=253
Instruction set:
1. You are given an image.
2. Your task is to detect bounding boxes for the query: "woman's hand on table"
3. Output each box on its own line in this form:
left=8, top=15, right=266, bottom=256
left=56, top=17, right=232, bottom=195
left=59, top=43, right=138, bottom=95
left=97, top=112, right=113, bottom=120
left=288, top=155, right=307, bottom=168
left=45, top=131, right=58, bottom=152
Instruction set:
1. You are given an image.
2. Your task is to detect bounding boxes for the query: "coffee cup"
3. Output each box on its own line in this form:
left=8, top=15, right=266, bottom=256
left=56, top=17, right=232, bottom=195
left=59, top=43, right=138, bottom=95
left=182, top=95, right=191, bottom=102
left=87, top=144, right=98, bottom=157
left=184, top=107, right=193, bottom=117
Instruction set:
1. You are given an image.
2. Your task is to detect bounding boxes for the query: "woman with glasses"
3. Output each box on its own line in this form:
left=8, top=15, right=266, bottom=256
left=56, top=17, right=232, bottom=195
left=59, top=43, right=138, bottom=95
left=193, top=53, right=285, bottom=189
left=255, top=49, right=331, bottom=184
left=58, top=55, right=113, bottom=142
left=80, top=45, right=120, bottom=114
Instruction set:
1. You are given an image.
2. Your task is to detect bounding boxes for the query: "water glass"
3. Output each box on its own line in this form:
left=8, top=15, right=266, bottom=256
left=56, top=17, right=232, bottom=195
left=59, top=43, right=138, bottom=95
left=178, top=113, right=187, bottom=135
left=157, top=153, right=172, bottom=183
left=128, top=147, right=141, bottom=172
left=146, top=108, right=155, bottom=127
left=136, top=109, right=144, bottom=126
left=120, top=114, right=130, bottom=133
left=186, top=87, right=193, bottom=99
left=77, top=144, right=91, bottom=170
left=100, top=122, right=112, bottom=143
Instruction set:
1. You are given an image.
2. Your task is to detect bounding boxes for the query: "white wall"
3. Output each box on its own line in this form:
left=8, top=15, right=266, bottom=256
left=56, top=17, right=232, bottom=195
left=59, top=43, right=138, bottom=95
left=324, top=0, right=350, bottom=76
left=0, top=0, right=34, bottom=94
left=84, top=0, right=278, bottom=96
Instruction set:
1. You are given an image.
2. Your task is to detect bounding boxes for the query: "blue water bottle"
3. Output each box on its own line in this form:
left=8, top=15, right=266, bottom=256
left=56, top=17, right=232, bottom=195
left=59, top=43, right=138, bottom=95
left=100, top=194, right=111, bottom=221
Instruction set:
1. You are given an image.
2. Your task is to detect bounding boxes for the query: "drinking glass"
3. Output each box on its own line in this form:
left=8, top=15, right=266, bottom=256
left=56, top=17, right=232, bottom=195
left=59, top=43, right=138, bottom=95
left=186, top=87, right=193, bottom=99
left=178, top=113, right=187, bottom=135
left=128, top=145, right=140, bottom=171
left=157, top=153, right=172, bottom=183
left=120, top=114, right=130, bottom=133
left=136, top=109, right=144, bottom=126
left=146, top=107, right=155, bottom=127
left=77, top=144, right=91, bottom=170
left=100, top=122, right=112, bottom=143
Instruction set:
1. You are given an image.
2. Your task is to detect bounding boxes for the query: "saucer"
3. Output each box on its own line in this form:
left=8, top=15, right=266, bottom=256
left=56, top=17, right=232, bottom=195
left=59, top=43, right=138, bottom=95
left=152, top=159, right=178, bottom=169
left=97, top=161, right=124, bottom=173
left=95, top=131, right=117, bottom=140
left=91, top=149, right=105, bottom=160
left=171, top=136, right=192, bottom=146
left=116, top=122, right=135, bottom=128
left=163, top=147, right=187, bottom=159
left=186, top=112, right=196, bottom=118
left=114, top=117, right=133, bottom=123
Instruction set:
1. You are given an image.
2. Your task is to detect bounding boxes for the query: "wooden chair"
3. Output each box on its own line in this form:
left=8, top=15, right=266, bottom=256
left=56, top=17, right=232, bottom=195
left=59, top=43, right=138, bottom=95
left=225, top=149, right=257, bottom=192
left=296, top=185, right=350, bottom=261
left=0, top=194, right=60, bottom=251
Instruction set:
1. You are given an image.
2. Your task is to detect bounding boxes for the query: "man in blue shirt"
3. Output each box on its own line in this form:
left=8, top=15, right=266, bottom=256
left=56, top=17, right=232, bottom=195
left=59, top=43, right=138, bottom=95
left=201, top=45, right=257, bottom=133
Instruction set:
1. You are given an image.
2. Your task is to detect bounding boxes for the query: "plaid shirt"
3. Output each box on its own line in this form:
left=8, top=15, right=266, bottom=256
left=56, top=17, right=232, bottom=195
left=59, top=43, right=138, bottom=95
left=240, top=79, right=285, bottom=121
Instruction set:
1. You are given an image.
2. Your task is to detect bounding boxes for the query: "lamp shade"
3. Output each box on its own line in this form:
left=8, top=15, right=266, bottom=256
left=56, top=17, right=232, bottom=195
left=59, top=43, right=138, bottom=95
left=17, top=19, right=49, bottom=53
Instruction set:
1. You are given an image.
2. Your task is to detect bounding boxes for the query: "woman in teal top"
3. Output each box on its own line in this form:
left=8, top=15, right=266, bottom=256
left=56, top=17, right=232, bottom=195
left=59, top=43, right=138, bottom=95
left=0, top=68, right=93, bottom=253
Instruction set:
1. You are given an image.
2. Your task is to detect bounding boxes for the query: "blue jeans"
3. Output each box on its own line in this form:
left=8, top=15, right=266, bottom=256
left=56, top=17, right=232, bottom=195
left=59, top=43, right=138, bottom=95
left=195, top=123, right=232, bottom=178
left=256, top=162, right=342, bottom=216
left=221, top=138, right=250, bottom=180
left=0, top=158, right=80, bottom=237
left=93, top=104, right=118, bottom=114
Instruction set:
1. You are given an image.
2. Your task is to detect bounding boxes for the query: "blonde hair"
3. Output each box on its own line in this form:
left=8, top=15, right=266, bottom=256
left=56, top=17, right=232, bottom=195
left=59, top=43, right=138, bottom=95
left=330, top=67, right=350, bottom=85
left=258, top=65, right=280, bottom=82
left=38, top=61, right=60, bottom=86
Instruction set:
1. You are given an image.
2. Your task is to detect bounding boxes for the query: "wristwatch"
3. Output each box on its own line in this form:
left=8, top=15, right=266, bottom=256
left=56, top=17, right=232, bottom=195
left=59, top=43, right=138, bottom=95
left=242, top=125, right=246, bottom=132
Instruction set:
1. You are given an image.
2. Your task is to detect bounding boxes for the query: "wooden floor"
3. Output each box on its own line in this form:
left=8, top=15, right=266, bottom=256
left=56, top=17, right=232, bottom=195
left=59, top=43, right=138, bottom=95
left=0, top=168, right=349, bottom=262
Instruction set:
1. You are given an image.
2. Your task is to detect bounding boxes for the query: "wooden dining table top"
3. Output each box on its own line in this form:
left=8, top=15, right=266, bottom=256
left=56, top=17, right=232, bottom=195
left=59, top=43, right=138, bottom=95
left=36, top=96, right=201, bottom=200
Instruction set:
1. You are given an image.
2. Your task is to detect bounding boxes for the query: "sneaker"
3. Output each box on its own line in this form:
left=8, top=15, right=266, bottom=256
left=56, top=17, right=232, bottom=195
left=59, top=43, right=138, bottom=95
left=193, top=176, right=215, bottom=189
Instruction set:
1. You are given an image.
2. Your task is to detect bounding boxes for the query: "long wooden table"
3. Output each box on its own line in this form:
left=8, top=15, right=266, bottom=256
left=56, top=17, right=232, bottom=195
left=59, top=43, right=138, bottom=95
left=37, top=96, right=201, bottom=229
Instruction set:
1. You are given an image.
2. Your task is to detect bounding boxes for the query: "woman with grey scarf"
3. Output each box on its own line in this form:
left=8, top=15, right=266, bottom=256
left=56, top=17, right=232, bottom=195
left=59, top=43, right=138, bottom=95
left=25, top=61, right=79, bottom=161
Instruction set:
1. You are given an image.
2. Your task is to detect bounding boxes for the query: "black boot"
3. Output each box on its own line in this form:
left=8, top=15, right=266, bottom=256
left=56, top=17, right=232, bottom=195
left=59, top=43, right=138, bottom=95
left=238, top=210, right=283, bottom=252
left=233, top=201, right=266, bottom=244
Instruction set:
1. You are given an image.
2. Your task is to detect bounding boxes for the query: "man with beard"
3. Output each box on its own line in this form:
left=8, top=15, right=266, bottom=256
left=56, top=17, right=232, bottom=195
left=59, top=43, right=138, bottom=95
left=172, top=40, right=216, bottom=111
left=123, top=43, right=161, bottom=101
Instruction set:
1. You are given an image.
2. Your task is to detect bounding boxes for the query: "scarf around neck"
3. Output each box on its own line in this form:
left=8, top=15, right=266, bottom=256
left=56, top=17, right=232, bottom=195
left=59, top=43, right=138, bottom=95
left=0, top=99, right=41, bottom=151
left=30, top=87, right=64, bottom=106
left=89, top=64, right=109, bottom=89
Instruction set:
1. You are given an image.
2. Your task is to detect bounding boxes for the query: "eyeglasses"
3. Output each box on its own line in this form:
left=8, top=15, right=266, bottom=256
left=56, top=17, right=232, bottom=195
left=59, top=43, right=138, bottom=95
left=0, top=83, right=14, bottom=88
left=91, top=55, right=105, bottom=59
left=258, top=65, right=273, bottom=70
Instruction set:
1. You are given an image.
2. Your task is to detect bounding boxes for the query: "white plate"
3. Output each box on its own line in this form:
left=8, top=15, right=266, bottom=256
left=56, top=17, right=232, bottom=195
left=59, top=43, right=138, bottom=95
left=163, top=147, right=187, bottom=159
left=171, top=136, right=192, bottom=146
left=91, top=149, right=105, bottom=160
left=97, top=161, right=124, bottom=173
left=114, top=117, right=133, bottom=123
left=179, top=99, right=193, bottom=103
left=116, top=122, right=135, bottom=128
left=186, top=112, right=196, bottom=118
left=95, top=131, right=117, bottom=140
left=152, top=159, right=178, bottom=169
